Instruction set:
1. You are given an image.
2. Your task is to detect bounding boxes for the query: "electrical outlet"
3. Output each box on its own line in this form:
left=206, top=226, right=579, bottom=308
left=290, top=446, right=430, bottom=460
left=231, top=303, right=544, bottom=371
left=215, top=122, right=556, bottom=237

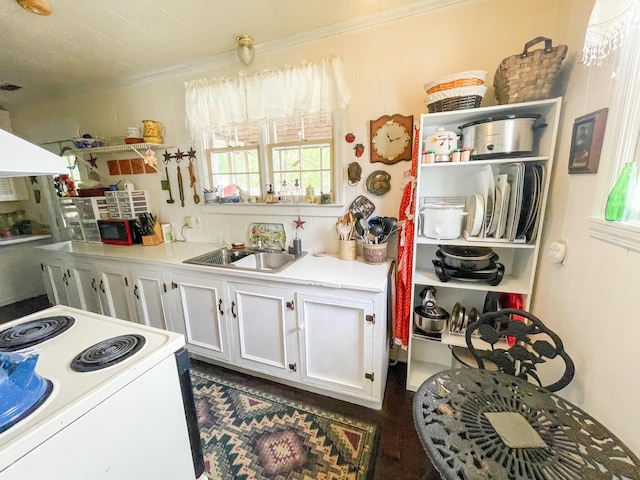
left=549, top=240, right=566, bottom=264
left=184, top=215, right=200, bottom=228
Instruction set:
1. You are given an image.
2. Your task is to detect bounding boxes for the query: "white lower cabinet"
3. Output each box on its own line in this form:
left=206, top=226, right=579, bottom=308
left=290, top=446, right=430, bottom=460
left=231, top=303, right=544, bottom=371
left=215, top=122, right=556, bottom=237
left=228, top=282, right=298, bottom=380
left=95, top=264, right=137, bottom=323
left=68, top=260, right=102, bottom=314
left=297, top=291, right=375, bottom=399
left=37, top=247, right=391, bottom=409
left=168, top=269, right=231, bottom=362
left=40, top=255, right=71, bottom=307
left=40, top=253, right=138, bottom=323
left=129, top=266, right=170, bottom=330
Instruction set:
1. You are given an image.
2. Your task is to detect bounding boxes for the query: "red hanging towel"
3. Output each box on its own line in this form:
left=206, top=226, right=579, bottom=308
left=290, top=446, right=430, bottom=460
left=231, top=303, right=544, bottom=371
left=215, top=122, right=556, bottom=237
left=394, top=127, right=419, bottom=349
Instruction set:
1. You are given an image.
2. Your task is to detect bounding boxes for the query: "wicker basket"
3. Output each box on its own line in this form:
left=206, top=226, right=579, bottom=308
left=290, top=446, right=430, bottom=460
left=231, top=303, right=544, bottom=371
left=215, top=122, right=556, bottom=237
left=426, top=95, right=483, bottom=113
left=494, top=36, right=567, bottom=104
left=424, top=70, right=487, bottom=94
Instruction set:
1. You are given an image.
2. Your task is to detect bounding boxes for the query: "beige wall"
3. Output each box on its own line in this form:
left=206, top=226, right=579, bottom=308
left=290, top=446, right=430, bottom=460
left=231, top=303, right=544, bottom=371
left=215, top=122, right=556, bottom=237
left=10, top=0, right=640, bottom=455
left=531, top=0, right=640, bottom=456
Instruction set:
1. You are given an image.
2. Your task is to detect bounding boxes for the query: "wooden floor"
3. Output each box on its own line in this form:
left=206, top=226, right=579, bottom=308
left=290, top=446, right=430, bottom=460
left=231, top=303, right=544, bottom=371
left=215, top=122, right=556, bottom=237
left=2, top=297, right=438, bottom=479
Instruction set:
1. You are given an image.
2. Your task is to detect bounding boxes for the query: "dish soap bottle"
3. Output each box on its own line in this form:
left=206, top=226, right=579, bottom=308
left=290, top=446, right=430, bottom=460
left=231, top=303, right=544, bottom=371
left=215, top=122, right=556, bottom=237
left=605, top=162, right=637, bottom=221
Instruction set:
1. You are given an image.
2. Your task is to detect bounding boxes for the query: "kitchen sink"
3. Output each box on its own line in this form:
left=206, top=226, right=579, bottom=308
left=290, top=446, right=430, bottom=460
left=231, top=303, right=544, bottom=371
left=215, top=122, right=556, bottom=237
left=183, top=247, right=304, bottom=273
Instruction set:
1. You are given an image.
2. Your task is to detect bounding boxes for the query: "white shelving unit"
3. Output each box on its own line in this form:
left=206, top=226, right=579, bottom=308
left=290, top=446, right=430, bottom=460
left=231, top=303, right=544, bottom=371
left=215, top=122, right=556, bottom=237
left=406, top=97, right=562, bottom=392
left=69, top=143, right=173, bottom=181
left=70, top=142, right=170, bottom=156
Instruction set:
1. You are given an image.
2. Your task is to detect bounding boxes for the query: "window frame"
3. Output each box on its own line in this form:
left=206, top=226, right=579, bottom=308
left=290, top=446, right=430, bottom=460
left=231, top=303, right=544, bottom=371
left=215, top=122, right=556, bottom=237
left=588, top=21, right=640, bottom=251
left=202, top=115, right=344, bottom=207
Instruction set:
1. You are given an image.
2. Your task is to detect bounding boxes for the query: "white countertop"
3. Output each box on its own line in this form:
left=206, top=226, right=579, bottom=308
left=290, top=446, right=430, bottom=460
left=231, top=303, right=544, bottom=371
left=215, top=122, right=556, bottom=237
left=0, top=234, right=52, bottom=246
left=37, top=241, right=391, bottom=293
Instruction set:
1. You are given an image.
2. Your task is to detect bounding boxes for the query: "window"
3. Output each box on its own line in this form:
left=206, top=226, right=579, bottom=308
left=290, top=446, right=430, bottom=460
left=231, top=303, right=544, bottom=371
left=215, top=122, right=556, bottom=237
left=185, top=57, right=350, bottom=204
left=206, top=122, right=261, bottom=196
left=204, top=112, right=337, bottom=202
left=587, top=2, right=640, bottom=249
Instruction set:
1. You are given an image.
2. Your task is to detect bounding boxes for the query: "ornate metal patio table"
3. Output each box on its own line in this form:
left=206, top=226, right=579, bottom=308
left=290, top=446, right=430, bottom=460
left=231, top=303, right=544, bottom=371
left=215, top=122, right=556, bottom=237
left=413, top=368, right=640, bottom=480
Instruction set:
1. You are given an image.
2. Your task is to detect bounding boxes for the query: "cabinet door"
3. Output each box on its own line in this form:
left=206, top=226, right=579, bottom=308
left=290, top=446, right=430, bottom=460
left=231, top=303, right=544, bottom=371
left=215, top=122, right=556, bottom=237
left=130, top=266, right=170, bottom=330
left=41, top=261, right=70, bottom=306
left=68, top=261, right=102, bottom=314
left=170, top=271, right=231, bottom=362
left=228, top=282, right=298, bottom=380
left=297, top=292, right=374, bottom=397
left=96, top=264, right=137, bottom=322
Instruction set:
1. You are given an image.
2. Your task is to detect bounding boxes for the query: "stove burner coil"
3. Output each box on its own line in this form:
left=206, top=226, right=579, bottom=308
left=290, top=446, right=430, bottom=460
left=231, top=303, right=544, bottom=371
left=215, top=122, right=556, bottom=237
left=70, top=334, right=146, bottom=372
left=0, top=316, right=75, bottom=351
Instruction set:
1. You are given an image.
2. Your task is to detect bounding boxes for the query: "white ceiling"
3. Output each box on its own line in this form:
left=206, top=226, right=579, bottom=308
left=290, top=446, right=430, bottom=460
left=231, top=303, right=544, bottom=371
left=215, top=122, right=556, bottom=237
left=0, top=0, right=465, bottom=111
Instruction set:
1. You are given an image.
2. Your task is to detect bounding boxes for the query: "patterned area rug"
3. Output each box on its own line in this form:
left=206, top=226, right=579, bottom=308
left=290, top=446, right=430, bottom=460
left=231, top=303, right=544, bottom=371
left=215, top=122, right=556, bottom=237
left=191, top=367, right=379, bottom=480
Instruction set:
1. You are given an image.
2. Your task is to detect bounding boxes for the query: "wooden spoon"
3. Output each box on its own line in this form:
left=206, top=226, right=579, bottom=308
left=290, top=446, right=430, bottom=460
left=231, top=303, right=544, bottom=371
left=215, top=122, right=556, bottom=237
left=189, top=161, right=200, bottom=204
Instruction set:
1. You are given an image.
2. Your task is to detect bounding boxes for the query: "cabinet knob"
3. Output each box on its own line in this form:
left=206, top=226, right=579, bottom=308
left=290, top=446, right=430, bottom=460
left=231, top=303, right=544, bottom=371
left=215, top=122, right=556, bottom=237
left=99, top=280, right=105, bottom=293
left=133, top=284, right=139, bottom=299
left=171, top=281, right=178, bottom=289
left=218, top=298, right=224, bottom=316
left=91, top=278, right=97, bottom=292
left=288, top=363, right=297, bottom=372
left=286, top=300, right=294, bottom=310
left=231, top=301, right=237, bottom=319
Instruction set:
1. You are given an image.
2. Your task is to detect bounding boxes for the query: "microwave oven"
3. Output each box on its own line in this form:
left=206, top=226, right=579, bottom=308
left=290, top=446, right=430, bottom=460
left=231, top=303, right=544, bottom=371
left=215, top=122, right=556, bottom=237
left=97, top=218, right=141, bottom=245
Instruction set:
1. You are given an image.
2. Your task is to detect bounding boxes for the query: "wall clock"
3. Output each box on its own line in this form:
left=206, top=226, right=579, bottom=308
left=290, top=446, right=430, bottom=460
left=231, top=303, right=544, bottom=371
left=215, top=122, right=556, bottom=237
left=369, top=114, right=413, bottom=164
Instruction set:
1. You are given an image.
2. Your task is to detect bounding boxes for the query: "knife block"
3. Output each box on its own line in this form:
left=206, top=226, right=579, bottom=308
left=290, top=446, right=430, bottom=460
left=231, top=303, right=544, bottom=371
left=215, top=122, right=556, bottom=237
left=142, top=221, right=164, bottom=246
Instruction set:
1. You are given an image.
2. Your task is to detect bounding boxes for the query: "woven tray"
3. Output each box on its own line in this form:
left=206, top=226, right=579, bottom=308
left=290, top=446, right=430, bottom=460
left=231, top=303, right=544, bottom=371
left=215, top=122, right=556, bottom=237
left=427, top=95, right=482, bottom=113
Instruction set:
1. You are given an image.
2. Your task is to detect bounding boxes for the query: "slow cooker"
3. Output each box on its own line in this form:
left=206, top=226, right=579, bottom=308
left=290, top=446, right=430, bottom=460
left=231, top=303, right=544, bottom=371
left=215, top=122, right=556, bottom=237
left=458, top=113, right=542, bottom=159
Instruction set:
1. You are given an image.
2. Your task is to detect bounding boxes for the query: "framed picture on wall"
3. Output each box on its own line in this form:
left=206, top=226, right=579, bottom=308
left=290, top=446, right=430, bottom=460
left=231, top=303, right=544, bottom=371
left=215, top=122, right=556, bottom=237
left=568, top=108, right=609, bottom=174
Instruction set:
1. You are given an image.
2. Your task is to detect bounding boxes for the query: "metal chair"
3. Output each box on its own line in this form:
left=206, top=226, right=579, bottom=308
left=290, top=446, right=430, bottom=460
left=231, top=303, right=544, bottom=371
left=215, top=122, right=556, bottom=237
left=464, top=308, right=574, bottom=392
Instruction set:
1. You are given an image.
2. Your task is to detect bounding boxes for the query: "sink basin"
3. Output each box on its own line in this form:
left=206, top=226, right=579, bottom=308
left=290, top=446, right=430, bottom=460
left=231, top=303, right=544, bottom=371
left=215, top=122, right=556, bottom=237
left=183, top=248, right=304, bottom=273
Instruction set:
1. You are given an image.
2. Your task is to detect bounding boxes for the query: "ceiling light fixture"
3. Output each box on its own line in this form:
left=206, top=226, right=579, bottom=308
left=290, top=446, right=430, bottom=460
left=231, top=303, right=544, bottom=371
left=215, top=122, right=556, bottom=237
left=236, top=35, right=255, bottom=66
left=16, top=0, right=52, bottom=16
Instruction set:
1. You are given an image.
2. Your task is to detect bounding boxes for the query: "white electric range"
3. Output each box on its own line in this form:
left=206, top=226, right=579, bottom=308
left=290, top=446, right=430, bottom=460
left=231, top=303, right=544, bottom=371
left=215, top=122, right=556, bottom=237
left=0, top=305, right=205, bottom=479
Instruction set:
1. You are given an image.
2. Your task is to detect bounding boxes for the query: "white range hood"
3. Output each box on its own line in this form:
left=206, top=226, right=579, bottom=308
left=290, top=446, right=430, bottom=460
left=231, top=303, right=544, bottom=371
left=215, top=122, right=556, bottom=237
left=0, top=129, right=67, bottom=178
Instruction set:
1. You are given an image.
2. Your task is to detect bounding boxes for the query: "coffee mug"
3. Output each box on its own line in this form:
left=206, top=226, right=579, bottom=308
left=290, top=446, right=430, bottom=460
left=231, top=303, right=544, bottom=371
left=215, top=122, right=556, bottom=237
left=142, top=120, right=165, bottom=138
left=126, top=127, right=142, bottom=138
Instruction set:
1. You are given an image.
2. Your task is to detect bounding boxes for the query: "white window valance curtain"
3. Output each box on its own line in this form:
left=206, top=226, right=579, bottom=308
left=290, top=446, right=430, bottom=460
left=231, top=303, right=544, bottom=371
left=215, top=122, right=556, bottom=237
left=185, top=56, right=350, bottom=138
left=582, top=0, right=640, bottom=65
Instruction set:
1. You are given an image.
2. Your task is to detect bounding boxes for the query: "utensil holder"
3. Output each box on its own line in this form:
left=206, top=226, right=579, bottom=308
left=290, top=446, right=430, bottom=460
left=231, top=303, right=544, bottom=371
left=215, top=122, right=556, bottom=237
left=142, top=221, right=164, bottom=246
left=338, top=239, right=357, bottom=261
left=362, top=243, right=387, bottom=264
